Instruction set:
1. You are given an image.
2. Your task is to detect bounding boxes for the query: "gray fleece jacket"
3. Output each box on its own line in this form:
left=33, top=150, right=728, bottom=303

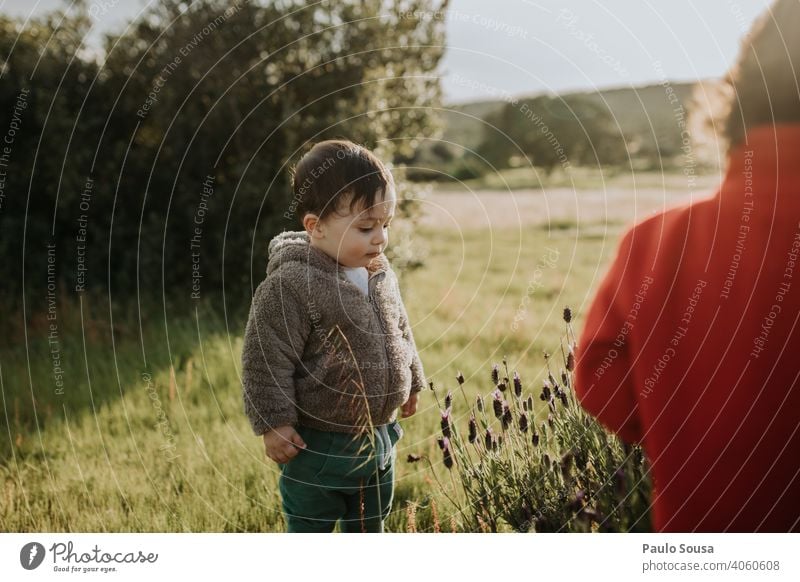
left=241, top=231, right=426, bottom=435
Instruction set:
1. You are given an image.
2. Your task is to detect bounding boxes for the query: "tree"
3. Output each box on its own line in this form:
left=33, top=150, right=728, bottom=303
left=0, top=0, right=448, bottom=311
left=477, top=94, right=627, bottom=175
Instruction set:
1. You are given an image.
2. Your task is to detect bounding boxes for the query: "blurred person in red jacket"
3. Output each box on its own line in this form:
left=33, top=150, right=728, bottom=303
left=575, top=0, right=800, bottom=532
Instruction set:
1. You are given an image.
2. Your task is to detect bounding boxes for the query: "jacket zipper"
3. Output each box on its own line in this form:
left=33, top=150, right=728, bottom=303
left=368, top=271, right=391, bottom=423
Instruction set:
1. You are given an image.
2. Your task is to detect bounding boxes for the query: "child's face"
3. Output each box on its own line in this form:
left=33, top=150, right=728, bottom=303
left=307, top=188, right=396, bottom=268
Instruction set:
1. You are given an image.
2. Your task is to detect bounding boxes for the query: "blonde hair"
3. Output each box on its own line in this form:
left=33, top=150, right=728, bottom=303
left=706, top=0, right=800, bottom=152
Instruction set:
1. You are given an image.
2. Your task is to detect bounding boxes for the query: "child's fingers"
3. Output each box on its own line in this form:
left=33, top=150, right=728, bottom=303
left=282, top=445, right=301, bottom=462
left=290, top=430, right=307, bottom=449
left=265, top=443, right=293, bottom=463
left=401, top=402, right=416, bottom=417
left=272, top=447, right=294, bottom=464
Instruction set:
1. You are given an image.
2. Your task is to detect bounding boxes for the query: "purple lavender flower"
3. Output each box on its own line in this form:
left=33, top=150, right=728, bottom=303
left=513, top=371, right=522, bottom=397
left=502, top=405, right=512, bottom=430
left=468, top=414, right=478, bottom=443
left=540, top=380, right=551, bottom=401
left=566, top=346, right=575, bottom=372
left=441, top=437, right=454, bottom=469
left=441, top=408, right=452, bottom=438
left=519, top=411, right=529, bottom=433
left=492, top=390, right=504, bottom=419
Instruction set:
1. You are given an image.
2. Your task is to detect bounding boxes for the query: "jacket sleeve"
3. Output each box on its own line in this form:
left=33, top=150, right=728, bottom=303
left=241, top=273, right=310, bottom=436
left=574, top=228, right=643, bottom=444
left=395, top=281, right=426, bottom=394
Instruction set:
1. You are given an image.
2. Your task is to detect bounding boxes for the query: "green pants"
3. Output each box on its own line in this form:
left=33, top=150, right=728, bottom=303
left=278, top=422, right=402, bottom=533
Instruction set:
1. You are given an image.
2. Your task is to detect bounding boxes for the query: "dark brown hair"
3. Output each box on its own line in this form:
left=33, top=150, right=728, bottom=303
left=290, top=139, right=394, bottom=222
left=718, top=0, right=800, bottom=149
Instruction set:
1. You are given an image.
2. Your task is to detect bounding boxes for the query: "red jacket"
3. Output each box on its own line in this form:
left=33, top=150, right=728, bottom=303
left=575, top=124, right=800, bottom=532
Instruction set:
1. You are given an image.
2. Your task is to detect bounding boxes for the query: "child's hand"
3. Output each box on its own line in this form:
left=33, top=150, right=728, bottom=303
left=263, top=425, right=307, bottom=464
left=401, top=392, right=418, bottom=418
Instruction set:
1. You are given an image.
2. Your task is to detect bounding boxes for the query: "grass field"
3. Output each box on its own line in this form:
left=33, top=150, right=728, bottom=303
left=1, top=173, right=716, bottom=532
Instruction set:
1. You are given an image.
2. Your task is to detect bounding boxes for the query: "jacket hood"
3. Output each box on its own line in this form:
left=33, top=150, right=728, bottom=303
left=267, top=230, right=389, bottom=276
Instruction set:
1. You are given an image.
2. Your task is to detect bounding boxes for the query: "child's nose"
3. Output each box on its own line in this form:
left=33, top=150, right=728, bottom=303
left=372, top=228, right=387, bottom=246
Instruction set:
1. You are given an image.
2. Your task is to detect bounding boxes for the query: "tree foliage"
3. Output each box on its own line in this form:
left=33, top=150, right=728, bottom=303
left=477, top=94, right=627, bottom=175
left=0, top=0, right=447, bottom=311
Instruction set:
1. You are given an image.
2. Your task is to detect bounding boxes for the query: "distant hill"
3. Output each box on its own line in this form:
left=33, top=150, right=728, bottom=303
left=440, top=81, right=700, bottom=155
left=405, top=80, right=719, bottom=182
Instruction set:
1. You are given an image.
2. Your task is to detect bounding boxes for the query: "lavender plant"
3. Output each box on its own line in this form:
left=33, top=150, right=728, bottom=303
left=427, top=308, right=652, bottom=532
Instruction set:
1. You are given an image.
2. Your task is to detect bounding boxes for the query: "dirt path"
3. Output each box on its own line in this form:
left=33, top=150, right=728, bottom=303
left=418, top=185, right=718, bottom=230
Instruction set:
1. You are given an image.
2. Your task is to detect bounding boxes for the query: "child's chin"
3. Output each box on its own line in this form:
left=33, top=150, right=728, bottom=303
left=340, top=258, right=369, bottom=268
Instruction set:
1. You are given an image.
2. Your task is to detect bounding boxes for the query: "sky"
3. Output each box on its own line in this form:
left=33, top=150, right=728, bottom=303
left=1, top=0, right=773, bottom=103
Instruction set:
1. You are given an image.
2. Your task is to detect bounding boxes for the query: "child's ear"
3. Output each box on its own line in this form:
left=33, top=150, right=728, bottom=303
left=303, top=213, right=324, bottom=238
